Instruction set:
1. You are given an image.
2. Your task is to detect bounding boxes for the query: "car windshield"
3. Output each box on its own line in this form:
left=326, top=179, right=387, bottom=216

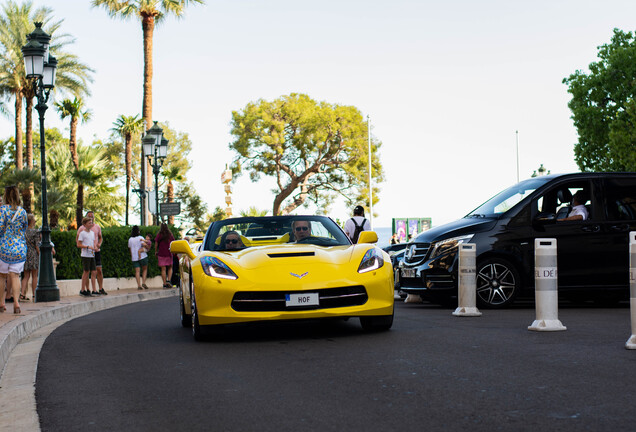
left=467, top=177, right=550, bottom=217
left=203, top=215, right=351, bottom=251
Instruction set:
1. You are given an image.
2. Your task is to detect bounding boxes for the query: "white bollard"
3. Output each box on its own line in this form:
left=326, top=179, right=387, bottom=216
left=453, top=243, right=481, bottom=316
left=528, top=238, right=566, bottom=331
left=626, top=232, right=636, bottom=349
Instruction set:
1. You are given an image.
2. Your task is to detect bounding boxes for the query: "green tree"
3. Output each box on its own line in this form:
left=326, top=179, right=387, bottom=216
left=0, top=1, right=93, bottom=173
left=111, top=114, right=144, bottom=225
left=55, top=97, right=92, bottom=170
left=229, top=93, right=384, bottom=215
left=1, top=167, right=39, bottom=212
left=240, top=206, right=268, bottom=217
left=162, top=165, right=184, bottom=225
left=92, top=0, right=204, bottom=223
left=563, top=28, right=636, bottom=171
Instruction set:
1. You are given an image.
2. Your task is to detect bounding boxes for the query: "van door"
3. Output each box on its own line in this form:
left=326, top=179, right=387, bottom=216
left=531, top=179, right=606, bottom=288
left=599, top=176, right=636, bottom=287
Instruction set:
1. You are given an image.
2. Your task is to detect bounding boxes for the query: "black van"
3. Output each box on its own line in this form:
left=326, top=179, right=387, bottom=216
left=398, top=173, right=636, bottom=308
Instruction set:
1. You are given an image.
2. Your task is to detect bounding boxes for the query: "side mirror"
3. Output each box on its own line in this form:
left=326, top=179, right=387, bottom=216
left=534, top=212, right=557, bottom=224
left=170, top=239, right=195, bottom=260
left=357, top=231, right=378, bottom=244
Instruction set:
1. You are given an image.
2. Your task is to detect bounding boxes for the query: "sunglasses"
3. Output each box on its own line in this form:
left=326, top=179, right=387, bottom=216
left=225, top=239, right=238, bottom=244
left=295, top=226, right=309, bottom=231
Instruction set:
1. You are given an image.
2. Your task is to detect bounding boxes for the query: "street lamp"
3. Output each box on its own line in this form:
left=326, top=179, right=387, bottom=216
left=143, top=121, right=168, bottom=225
left=22, top=22, right=58, bottom=302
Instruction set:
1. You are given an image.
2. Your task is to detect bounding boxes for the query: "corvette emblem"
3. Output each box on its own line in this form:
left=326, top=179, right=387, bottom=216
left=290, top=272, right=309, bottom=279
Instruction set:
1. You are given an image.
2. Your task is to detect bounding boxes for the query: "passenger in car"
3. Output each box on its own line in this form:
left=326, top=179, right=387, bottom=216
left=221, top=231, right=245, bottom=250
left=291, top=220, right=312, bottom=241
left=561, top=190, right=589, bottom=221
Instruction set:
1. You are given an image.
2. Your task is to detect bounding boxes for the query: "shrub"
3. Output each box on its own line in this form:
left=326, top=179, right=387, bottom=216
left=51, top=225, right=180, bottom=280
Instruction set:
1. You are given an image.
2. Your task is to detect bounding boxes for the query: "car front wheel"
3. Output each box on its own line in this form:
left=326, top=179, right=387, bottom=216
left=360, top=309, right=394, bottom=331
left=476, top=258, right=520, bottom=308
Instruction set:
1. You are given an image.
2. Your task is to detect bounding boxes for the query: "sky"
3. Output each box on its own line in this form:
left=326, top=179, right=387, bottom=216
left=2, top=0, right=636, bottom=237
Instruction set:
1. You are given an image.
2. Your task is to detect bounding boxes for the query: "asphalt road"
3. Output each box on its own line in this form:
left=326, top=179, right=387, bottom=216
left=36, top=297, right=636, bottom=432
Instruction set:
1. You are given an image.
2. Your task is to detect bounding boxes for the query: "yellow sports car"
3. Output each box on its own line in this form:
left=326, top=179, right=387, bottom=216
left=170, top=215, right=395, bottom=340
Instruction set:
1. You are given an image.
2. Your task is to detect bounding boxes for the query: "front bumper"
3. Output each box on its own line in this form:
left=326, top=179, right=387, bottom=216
left=193, top=266, right=395, bottom=326
left=398, top=251, right=458, bottom=294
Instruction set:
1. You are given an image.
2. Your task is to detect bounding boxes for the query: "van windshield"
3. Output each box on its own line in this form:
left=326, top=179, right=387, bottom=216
left=466, top=177, right=550, bottom=217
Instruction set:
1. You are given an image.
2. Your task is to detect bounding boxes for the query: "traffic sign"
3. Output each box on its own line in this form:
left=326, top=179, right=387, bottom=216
left=160, top=202, right=181, bottom=216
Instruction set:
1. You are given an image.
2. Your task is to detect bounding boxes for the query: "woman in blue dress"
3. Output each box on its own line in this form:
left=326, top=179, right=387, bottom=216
left=0, top=186, right=28, bottom=314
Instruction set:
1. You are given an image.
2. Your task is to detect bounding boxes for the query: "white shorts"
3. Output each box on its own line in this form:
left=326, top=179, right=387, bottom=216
left=0, top=260, right=25, bottom=274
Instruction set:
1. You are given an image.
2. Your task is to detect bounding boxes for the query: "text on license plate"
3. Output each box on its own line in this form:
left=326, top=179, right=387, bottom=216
left=285, top=293, right=319, bottom=307
left=402, top=268, right=416, bottom=278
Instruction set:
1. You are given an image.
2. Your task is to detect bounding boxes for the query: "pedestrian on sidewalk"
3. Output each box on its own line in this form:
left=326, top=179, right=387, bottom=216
left=0, top=186, right=28, bottom=314
left=77, top=216, right=98, bottom=296
left=20, top=213, right=39, bottom=302
left=76, top=210, right=106, bottom=295
left=128, top=226, right=149, bottom=290
left=155, top=223, right=175, bottom=288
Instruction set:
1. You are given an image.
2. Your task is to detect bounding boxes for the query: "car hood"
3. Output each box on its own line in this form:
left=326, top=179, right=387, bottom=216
left=203, top=243, right=375, bottom=270
left=413, top=217, right=498, bottom=243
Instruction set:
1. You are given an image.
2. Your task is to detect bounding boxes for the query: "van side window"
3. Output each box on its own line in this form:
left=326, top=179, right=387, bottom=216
left=535, top=181, right=592, bottom=220
left=604, top=178, right=636, bottom=221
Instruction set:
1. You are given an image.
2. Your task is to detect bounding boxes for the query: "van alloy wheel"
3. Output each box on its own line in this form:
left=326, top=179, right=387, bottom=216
left=475, top=258, right=520, bottom=308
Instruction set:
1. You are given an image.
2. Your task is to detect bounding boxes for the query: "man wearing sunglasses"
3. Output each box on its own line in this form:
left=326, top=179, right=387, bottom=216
left=291, top=220, right=312, bottom=241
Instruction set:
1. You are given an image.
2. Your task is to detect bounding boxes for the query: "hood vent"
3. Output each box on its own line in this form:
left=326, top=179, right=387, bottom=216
left=268, top=252, right=315, bottom=258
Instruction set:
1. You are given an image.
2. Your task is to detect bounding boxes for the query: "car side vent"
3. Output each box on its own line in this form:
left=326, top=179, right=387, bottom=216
left=267, top=252, right=316, bottom=258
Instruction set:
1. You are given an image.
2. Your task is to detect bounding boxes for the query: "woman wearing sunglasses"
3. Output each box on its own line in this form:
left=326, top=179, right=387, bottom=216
left=220, top=230, right=245, bottom=250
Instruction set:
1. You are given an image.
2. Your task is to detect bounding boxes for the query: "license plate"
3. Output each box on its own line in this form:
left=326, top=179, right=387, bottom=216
left=402, top=268, right=416, bottom=278
left=285, top=293, right=319, bottom=307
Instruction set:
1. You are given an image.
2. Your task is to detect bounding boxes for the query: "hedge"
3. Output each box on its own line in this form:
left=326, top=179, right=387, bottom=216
left=51, top=225, right=181, bottom=280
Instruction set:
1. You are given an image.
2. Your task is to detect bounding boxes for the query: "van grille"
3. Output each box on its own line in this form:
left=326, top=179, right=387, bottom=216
left=404, top=243, right=430, bottom=265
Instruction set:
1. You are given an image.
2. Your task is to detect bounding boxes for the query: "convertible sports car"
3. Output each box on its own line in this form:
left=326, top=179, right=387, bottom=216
left=170, top=215, right=395, bottom=340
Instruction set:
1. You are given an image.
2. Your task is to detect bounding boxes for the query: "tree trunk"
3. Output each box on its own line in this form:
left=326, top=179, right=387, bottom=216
left=69, top=116, right=79, bottom=170
left=141, top=13, right=155, bottom=226
left=125, top=134, right=132, bottom=226
left=25, top=96, right=33, bottom=169
left=14, top=94, right=23, bottom=169
left=76, top=184, right=84, bottom=229
left=167, top=181, right=174, bottom=225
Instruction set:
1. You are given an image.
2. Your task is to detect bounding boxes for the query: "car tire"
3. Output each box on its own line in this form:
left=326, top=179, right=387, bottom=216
left=360, top=309, right=394, bottom=332
left=180, top=289, right=191, bottom=328
left=476, top=258, right=520, bottom=308
left=191, top=284, right=205, bottom=341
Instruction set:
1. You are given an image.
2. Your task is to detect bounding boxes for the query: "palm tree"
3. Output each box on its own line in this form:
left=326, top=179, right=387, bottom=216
left=92, top=0, right=204, bottom=224
left=162, top=165, right=184, bottom=225
left=0, top=1, right=50, bottom=169
left=55, top=97, right=92, bottom=170
left=2, top=167, right=39, bottom=212
left=111, top=114, right=144, bottom=225
left=72, top=168, right=101, bottom=227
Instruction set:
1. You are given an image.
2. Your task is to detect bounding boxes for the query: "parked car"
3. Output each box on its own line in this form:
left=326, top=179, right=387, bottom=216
left=382, top=243, right=407, bottom=295
left=399, top=172, right=636, bottom=308
left=171, top=215, right=395, bottom=340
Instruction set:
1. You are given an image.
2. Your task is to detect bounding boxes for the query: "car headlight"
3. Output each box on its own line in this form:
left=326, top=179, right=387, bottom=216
left=429, top=234, right=474, bottom=260
left=358, top=248, right=384, bottom=273
left=200, top=256, right=238, bottom=280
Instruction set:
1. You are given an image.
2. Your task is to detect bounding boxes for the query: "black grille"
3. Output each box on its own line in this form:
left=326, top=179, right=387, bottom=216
left=231, top=286, right=368, bottom=312
left=267, top=252, right=315, bottom=258
left=426, top=274, right=454, bottom=289
left=404, top=243, right=430, bottom=265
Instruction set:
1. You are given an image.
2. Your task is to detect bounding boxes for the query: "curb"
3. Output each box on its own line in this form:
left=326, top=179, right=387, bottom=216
left=0, top=289, right=177, bottom=375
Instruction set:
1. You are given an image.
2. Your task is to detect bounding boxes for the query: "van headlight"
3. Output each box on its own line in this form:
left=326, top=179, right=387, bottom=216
left=358, top=248, right=384, bottom=273
left=429, top=235, right=474, bottom=260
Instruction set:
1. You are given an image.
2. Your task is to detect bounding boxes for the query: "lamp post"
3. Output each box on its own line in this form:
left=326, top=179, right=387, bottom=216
left=22, top=22, right=58, bottom=302
left=142, top=121, right=168, bottom=225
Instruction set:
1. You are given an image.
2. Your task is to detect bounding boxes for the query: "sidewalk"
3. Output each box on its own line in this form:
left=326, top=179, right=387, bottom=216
left=0, top=277, right=177, bottom=376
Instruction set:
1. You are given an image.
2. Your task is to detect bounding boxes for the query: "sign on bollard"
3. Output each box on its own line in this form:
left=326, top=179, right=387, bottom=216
left=626, top=232, right=636, bottom=349
left=453, top=243, right=482, bottom=317
left=528, top=238, right=566, bottom=331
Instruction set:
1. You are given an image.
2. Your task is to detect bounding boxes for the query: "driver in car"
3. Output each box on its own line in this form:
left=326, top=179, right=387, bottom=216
left=292, top=220, right=312, bottom=241
left=221, top=230, right=245, bottom=250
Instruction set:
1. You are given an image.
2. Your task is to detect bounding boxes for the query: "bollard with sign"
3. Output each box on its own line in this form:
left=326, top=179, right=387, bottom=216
left=528, top=238, right=566, bottom=331
left=453, top=243, right=481, bottom=316
left=626, top=232, right=636, bottom=349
